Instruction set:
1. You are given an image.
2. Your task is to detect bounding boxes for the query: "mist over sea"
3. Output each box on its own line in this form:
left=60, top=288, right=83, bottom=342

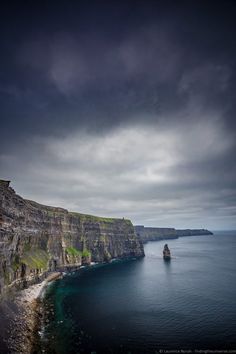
left=42, top=232, right=236, bottom=353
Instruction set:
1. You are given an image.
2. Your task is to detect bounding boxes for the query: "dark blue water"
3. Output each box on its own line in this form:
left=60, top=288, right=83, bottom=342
left=42, top=232, right=236, bottom=353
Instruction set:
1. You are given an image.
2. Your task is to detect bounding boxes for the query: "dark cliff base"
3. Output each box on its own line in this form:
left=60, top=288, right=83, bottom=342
left=0, top=272, right=62, bottom=354
left=135, top=225, right=213, bottom=243
left=0, top=300, right=13, bottom=353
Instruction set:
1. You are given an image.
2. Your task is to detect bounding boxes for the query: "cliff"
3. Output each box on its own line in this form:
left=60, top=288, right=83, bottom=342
left=0, top=180, right=144, bottom=296
left=135, top=225, right=213, bottom=243
left=176, top=229, right=213, bottom=237
left=134, top=226, right=178, bottom=243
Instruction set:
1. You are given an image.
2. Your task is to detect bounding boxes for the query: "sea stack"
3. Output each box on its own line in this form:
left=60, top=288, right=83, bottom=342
left=163, top=244, right=171, bottom=260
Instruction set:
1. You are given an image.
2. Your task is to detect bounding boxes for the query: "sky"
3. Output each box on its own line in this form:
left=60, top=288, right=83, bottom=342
left=0, top=0, right=236, bottom=230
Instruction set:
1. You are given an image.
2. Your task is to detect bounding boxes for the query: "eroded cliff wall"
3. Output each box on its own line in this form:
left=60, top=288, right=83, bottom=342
left=0, top=180, right=144, bottom=296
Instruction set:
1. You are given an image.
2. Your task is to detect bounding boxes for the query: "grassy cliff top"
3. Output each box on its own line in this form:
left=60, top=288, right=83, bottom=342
left=69, top=211, right=132, bottom=224
left=1, top=179, right=132, bottom=225
left=27, top=199, right=132, bottom=225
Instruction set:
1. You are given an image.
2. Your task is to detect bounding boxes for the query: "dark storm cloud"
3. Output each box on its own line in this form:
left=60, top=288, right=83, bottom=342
left=1, top=1, right=235, bottom=136
left=1, top=0, right=236, bottom=229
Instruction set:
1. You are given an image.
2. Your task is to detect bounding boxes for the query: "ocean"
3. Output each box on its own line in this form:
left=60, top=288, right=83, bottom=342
left=41, top=231, right=236, bottom=353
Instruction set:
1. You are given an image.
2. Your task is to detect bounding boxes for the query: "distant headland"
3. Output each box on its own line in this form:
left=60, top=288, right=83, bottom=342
left=134, top=225, right=213, bottom=243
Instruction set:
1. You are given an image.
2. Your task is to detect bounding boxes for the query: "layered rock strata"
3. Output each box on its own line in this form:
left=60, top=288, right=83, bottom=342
left=0, top=180, right=144, bottom=296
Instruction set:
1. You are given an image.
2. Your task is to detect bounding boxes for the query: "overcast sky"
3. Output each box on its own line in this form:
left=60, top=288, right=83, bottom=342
left=1, top=1, right=236, bottom=230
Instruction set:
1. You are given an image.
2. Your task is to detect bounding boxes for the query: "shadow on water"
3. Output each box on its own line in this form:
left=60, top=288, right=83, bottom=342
left=163, top=258, right=171, bottom=270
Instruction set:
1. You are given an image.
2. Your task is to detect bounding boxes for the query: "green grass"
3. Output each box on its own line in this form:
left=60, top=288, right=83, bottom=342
left=21, top=249, right=49, bottom=270
left=65, top=246, right=91, bottom=259
left=82, top=249, right=91, bottom=258
left=69, top=211, right=131, bottom=224
left=66, top=246, right=82, bottom=257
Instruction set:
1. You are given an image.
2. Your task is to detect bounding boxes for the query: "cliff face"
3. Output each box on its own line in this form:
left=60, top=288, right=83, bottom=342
left=135, top=225, right=213, bottom=243
left=135, top=226, right=178, bottom=243
left=0, top=180, right=144, bottom=296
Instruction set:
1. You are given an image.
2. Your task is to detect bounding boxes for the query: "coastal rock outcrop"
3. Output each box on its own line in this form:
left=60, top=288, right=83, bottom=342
left=163, top=244, right=171, bottom=260
left=0, top=180, right=144, bottom=296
